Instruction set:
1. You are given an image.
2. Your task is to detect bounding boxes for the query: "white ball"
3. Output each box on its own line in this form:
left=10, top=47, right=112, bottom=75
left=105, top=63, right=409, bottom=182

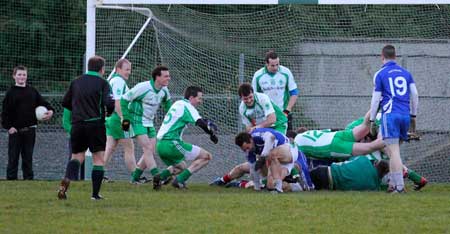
left=35, top=106, right=48, bottom=121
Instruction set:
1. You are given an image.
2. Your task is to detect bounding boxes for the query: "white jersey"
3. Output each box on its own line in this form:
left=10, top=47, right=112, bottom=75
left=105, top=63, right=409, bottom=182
left=122, top=79, right=171, bottom=127
left=157, top=99, right=201, bottom=141
left=239, top=92, right=275, bottom=127
left=252, top=65, right=297, bottom=110
left=295, top=129, right=336, bottom=148
left=108, top=74, right=129, bottom=100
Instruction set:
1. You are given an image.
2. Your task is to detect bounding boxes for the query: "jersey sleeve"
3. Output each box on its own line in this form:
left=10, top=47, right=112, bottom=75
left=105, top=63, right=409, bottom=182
left=161, top=88, right=172, bottom=112
left=286, top=67, right=298, bottom=92
left=251, top=72, right=260, bottom=93
left=185, top=103, right=201, bottom=123
left=258, top=94, right=275, bottom=117
left=373, top=71, right=383, bottom=92
left=109, top=77, right=127, bottom=100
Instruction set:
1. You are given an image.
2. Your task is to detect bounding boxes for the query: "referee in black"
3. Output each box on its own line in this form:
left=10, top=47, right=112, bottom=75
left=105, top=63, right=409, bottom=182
left=58, top=55, right=114, bottom=200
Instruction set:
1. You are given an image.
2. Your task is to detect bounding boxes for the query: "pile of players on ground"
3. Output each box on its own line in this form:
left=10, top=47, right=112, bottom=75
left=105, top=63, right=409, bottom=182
left=209, top=113, right=427, bottom=193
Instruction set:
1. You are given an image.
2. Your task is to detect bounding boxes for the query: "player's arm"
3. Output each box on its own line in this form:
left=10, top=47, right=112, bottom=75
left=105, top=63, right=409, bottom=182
left=162, top=90, right=173, bottom=113
left=103, top=82, right=115, bottom=116
left=62, top=108, right=72, bottom=134
left=62, top=83, right=73, bottom=111
left=256, top=113, right=276, bottom=129
left=285, top=69, right=299, bottom=113
left=251, top=73, right=262, bottom=93
left=409, top=83, right=419, bottom=133
left=196, top=118, right=218, bottom=144
left=260, top=132, right=275, bottom=157
left=1, top=91, right=13, bottom=130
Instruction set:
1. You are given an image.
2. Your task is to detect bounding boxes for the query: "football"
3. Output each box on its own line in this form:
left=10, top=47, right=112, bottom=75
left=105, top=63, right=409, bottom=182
left=35, top=106, right=48, bottom=121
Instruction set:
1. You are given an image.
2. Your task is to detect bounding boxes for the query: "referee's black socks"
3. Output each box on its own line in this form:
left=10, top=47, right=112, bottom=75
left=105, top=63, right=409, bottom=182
left=92, top=165, right=105, bottom=198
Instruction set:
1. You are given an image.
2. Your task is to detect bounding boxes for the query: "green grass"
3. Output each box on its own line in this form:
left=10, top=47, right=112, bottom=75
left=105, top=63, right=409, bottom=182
left=1, top=181, right=450, bottom=234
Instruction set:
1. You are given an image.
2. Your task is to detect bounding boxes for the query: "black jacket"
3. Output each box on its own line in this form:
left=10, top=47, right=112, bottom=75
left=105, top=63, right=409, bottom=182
left=1, top=85, right=54, bottom=129
left=62, top=72, right=114, bottom=125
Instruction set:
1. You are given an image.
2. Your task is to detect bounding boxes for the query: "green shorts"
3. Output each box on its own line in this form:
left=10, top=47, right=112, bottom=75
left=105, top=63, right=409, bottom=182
left=300, top=129, right=355, bottom=160
left=156, top=140, right=200, bottom=166
left=132, top=123, right=156, bottom=138
left=106, top=114, right=132, bottom=139
left=273, top=123, right=288, bottom=135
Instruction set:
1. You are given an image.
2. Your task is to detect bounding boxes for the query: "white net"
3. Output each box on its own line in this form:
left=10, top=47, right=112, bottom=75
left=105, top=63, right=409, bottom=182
left=94, top=5, right=450, bottom=182
left=1, top=4, right=449, bottom=182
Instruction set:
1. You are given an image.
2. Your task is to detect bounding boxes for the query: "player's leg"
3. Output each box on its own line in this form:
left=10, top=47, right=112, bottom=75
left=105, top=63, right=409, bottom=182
left=131, top=127, right=159, bottom=183
left=267, top=144, right=293, bottom=192
left=153, top=140, right=186, bottom=190
left=58, top=124, right=87, bottom=200
left=88, top=124, right=107, bottom=200
left=352, top=138, right=384, bottom=156
left=352, top=110, right=371, bottom=141
left=403, top=165, right=428, bottom=190
left=118, top=138, right=136, bottom=172
left=210, top=162, right=250, bottom=186
left=104, top=136, right=119, bottom=166
left=383, top=113, right=409, bottom=193
left=172, top=146, right=212, bottom=189
left=20, top=128, right=35, bottom=180
left=7, top=131, right=21, bottom=180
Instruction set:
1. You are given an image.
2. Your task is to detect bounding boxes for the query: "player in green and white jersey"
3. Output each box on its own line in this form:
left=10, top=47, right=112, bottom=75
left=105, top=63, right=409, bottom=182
left=238, top=83, right=288, bottom=134
left=120, top=65, right=172, bottom=183
left=153, top=86, right=218, bottom=190
left=252, top=50, right=299, bottom=131
left=103, top=59, right=136, bottom=181
left=294, top=111, right=385, bottom=161
left=310, top=156, right=390, bottom=191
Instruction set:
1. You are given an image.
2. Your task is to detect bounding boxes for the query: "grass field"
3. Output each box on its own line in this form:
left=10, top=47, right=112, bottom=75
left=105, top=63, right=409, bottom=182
left=1, top=181, right=450, bottom=234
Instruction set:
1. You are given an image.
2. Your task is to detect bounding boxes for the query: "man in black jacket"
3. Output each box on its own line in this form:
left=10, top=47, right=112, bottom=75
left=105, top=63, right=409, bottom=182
left=58, top=56, right=114, bottom=200
left=1, top=65, right=54, bottom=180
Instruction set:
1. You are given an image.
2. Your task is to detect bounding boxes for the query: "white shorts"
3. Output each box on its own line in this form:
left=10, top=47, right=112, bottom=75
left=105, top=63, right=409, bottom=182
left=281, top=145, right=299, bottom=174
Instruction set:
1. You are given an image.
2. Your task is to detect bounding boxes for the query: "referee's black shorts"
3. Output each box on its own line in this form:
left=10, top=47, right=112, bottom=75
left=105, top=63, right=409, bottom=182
left=70, top=122, right=106, bottom=154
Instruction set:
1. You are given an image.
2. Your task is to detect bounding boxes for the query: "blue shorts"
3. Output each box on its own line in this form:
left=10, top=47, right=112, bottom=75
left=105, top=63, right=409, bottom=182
left=380, top=113, right=410, bottom=140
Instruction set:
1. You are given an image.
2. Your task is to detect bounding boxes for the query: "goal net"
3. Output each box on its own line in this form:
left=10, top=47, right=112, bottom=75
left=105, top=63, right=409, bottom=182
left=93, top=5, right=450, bottom=183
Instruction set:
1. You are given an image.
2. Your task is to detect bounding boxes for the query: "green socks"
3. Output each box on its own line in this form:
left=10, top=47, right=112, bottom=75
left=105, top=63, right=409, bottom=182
left=131, top=168, right=143, bottom=181
left=176, top=169, right=192, bottom=183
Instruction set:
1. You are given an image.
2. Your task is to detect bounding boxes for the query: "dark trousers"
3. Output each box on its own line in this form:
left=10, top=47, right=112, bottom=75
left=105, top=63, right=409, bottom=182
left=7, top=128, right=36, bottom=180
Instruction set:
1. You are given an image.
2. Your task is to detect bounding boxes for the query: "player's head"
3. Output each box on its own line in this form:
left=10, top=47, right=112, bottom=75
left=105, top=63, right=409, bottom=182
left=286, top=130, right=297, bottom=142
left=296, top=126, right=308, bottom=134
left=152, top=65, right=171, bottom=87
left=13, top=65, right=27, bottom=86
left=235, top=132, right=254, bottom=152
left=115, top=59, right=131, bottom=80
left=184, top=86, right=203, bottom=107
left=238, top=83, right=254, bottom=107
left=88, top=55, right=106, bottom=75
left=381, top=45, right=396, bottom=61
left=265, top=50, right=279, bottom=74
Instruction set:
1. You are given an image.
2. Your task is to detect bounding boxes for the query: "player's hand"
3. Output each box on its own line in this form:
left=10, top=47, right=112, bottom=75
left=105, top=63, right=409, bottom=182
left=210, top=134, right=218, bottom=144
left=254, top=157, right=266, bottom=171
left=42, top=110, right=53, bottom=121
left=369, top=121, right=378, bottom=139
left=121, top=119, right=130, bottom=131
left=206, top=119, right=218, bottom=132
left=283, top=109, right=290, bottom=117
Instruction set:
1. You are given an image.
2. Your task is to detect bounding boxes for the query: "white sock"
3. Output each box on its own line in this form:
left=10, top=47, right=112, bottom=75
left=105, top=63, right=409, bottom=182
left=391, top=171, right=405, bottom=190
left=275, top=179, right=283, bottom=192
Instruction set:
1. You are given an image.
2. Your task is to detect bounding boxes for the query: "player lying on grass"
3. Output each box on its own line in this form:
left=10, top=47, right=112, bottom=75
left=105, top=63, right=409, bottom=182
left=234, top=128, right=296, bottom=193
left=152, top=86, right=218, bottom=190
left=294, top=111, right=385, bottom=161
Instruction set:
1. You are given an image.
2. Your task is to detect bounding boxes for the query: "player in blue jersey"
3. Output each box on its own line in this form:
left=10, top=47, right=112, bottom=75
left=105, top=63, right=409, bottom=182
left=235, top=128, right=294, bottom=193
left=369, top=45, right=419, bottom=193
